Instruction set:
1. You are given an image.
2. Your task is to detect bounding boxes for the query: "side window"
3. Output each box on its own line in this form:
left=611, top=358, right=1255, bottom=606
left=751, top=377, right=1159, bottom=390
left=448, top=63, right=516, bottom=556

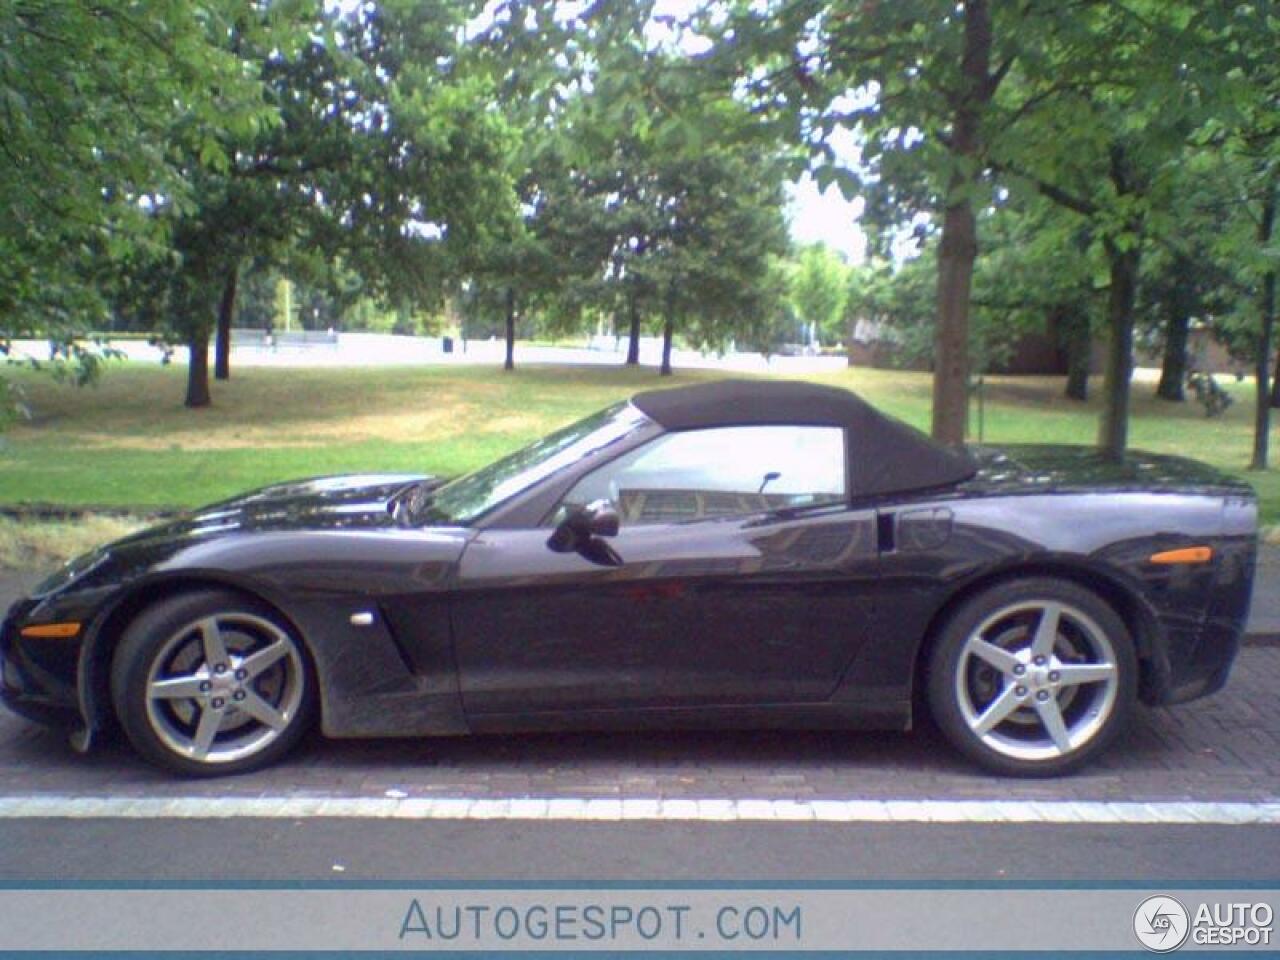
left=557, top=425, right=847, bottom=526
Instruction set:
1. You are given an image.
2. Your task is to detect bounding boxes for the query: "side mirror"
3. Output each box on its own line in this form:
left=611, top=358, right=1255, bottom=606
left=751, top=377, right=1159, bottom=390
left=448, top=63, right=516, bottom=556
left=547, top=499, right=621, bottom=562
left=584, top=498, right=620, bottom=537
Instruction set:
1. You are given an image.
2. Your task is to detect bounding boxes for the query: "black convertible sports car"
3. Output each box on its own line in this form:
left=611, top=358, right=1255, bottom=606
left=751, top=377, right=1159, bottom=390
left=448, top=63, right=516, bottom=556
left=1, top=380, right=1257, bottom=777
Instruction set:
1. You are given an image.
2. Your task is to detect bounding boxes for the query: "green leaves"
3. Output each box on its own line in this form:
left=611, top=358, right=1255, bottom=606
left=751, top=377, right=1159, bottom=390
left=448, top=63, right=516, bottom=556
left=813, top=165, right=860, bottom=202
left=788, top=245, right=849, bottom=344
left=0, top=0, right=277, bottom=347
left=460, top=0, right=792, bottom=357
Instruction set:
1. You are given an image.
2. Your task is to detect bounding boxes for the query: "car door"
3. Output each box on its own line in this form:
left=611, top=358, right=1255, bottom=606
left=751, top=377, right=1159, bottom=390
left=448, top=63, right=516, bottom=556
left=449, top=424, right=881, bottom=718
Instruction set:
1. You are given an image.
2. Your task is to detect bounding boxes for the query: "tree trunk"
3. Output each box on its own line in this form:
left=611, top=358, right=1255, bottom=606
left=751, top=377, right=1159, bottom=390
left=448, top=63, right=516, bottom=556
left=214, top=263, right=238, bottom=381
left=933, top=205, right=977, bottom=444
left=1057, top=307, right=1090, bottom=402
left=1271, top=333, right=1280, bottom=409
left=930, top=0, right=992, bottom=447
left=1065, top=361, right=1089, bottom=402
left=1096, top=143, right=1144, bottom=462
left=186, top=331, right=212, bottom=408
left=1098, top=238, right=1140, bottom=460
left=625, top=296, right=641, bottom=365
left=1157, top=273, right=1192, bottom=401
left=503, top=287, right=515, bottom=372
left=1250, top=188, right=1276, bottom=470
left=1157, top=313, right=1192, bottom=399
left=660, top=309, right=674, bottom=377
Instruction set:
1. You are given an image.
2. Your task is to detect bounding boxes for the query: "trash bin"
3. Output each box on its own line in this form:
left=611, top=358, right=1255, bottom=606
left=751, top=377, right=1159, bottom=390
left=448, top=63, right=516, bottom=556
left=442, top=336, right=454, bottom=354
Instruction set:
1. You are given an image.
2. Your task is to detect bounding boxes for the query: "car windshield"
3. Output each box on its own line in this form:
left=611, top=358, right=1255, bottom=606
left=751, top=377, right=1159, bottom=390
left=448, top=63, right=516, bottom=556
left=417, top=402, right=650, bottom=525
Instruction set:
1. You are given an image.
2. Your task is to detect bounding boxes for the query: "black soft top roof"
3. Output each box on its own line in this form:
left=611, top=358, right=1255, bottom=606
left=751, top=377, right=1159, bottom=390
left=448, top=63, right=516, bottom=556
left=631, top=379, right=975, bottom=497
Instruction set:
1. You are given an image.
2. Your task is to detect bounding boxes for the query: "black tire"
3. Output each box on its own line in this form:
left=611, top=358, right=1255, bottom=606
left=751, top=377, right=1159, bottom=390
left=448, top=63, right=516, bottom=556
left=110, top=589, right=316, bottom=777
left=926, top=577, right=1137, bottom=777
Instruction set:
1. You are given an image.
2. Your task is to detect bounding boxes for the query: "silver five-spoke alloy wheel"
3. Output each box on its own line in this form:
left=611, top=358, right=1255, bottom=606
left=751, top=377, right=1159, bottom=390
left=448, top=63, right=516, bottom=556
left=112, top=589, right=315, bottom=775
left=144, top=613, right=305, bottom=764
left=955, top=600, right=1119, bottom=761
left=927, top=577, right=1136, bottom=775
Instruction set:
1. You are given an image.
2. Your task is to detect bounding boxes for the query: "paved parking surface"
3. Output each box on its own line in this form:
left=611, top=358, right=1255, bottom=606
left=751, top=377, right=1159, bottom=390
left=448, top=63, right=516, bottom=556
left=1251, top=542, right=1280, bottom=637
left=5, top=817, right=1277, bottom=882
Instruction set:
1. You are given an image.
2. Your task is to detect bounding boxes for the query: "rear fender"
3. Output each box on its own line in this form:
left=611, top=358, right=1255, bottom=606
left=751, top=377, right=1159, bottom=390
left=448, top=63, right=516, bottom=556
left=895, top=554, right=1171, bottom=712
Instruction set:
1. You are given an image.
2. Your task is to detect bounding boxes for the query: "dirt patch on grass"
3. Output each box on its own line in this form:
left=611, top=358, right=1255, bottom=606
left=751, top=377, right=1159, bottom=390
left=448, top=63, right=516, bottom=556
left=17, top=402, right=486, bottom=452
left=474, top=412, right=554, bottom=436
left=0, top=516, right=144, bottom=571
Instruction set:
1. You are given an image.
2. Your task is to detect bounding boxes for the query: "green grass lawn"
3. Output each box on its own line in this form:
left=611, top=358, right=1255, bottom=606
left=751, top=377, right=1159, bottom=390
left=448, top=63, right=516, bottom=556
left=2, top=360, right=1277, bottom=524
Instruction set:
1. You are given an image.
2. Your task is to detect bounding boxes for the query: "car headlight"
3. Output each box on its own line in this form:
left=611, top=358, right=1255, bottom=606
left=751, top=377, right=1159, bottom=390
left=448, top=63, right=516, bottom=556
left=30, top=548, right=109, bottom=599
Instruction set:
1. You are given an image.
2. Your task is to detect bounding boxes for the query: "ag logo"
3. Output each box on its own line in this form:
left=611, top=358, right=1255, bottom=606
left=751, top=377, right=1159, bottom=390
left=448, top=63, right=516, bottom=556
left=1134, top=895, right=1190, bottom=952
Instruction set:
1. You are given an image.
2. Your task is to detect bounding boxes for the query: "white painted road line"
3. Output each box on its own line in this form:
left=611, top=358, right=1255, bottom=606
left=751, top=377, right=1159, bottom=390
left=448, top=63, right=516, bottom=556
left=0, top=795, right=1276, bottom=824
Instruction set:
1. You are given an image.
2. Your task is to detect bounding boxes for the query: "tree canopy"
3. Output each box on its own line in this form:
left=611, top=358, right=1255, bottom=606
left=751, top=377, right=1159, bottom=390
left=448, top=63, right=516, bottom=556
left=2, top=0, right=1277, bottom=475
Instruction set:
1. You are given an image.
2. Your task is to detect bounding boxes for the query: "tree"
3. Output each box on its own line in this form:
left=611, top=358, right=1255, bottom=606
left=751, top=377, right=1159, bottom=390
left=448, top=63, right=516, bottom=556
left=930, top=0, right=999, bottom=446
left=989, top=4, right=1241, bottom=459
left=1206, top=3, right=1280, bottom=470
left=788, top=246, right=848, bottom=348
left=461, top=211, right=561, bottom=373
left=970, top=196, right=1101, bottom=399
left=1141, top=245, right=1222, bottom=405
left=713, top=0, right=1043, bottom=445
left=460, top=14, right=591, bottom=374
left=713, top=1, right=1267, bottom=460
left=132, top=0, right=518, bottom=406
left=645, top=143, right=791, bottom=375
left=843, top=246, right=938, bottom=370
left=544, top=117, right=786, bottom=372
left=1208, top=147, right=1278, bottom=468
left=1255, top=186, right=1278, bottom=469
left=522, top=16, right=793, bottom=374
left=0, top=0, right=277, bottom=408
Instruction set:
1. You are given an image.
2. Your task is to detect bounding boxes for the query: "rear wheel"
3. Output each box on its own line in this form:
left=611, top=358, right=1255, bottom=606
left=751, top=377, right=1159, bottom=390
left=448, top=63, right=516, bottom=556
left=111, top=589, right=315, bottom=776
left=926, top=578, right=1137, bottom=776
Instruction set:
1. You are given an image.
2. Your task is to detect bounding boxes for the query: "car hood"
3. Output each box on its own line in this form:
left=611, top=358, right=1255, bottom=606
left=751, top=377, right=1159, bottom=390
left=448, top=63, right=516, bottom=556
left=966, top=445, right=1255, bottom=497
left=111, top=473, right=437, bottom=547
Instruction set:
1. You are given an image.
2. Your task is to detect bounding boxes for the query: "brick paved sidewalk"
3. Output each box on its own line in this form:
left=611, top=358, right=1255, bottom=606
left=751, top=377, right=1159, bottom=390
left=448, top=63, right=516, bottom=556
left=1250, top=544, right=1280, bottom=637
left=0, top=646, right=1275, bottom=805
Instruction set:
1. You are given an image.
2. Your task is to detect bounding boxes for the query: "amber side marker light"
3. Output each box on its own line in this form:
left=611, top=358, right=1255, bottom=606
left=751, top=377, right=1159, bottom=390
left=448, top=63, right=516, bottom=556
left=1149, top=546, right=1214, bottom=565
left=18, top=622, right=82, bottom=639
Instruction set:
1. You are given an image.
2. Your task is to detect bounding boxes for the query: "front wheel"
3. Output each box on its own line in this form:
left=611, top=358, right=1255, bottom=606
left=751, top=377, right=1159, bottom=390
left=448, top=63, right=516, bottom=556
left=111, top=589, right=315, bottom=776
left=926, top=578, right=1137, bottom=777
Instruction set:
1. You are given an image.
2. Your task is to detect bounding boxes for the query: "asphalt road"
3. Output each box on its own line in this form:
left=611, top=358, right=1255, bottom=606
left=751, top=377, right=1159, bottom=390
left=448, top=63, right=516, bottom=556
left=2, top=818, right=1278, bottom=882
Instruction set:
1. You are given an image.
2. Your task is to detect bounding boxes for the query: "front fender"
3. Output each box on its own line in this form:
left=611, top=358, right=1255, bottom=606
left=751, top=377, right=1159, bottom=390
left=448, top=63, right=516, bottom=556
left=74, top=568, right=314, bottom=740
left=75, top=557, right=472, bottom=744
